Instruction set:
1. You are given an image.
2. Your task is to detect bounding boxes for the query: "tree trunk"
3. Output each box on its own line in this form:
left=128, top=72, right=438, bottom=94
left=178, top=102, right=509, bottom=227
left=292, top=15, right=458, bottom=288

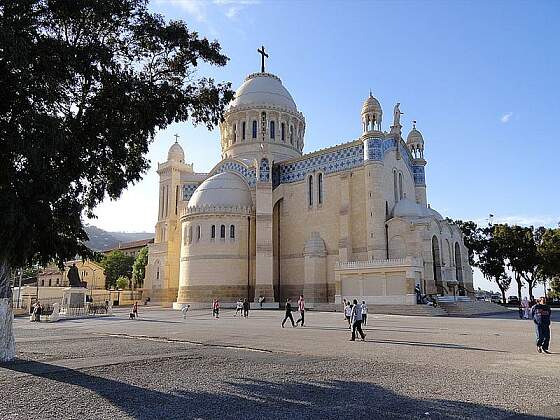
left=515, top=272, right=523, bottom=302
left=0, top=259, right=16, bottom=362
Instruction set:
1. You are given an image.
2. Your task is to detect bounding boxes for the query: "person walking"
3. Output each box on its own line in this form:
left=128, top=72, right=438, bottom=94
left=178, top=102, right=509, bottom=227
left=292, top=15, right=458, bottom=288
left=282, top=298, right=296, bottom=328
left=133, top=301, right=139, bottom=318
left=181, top=304, right=190, bottom=319
left=521, top=297, right=530, bottom=319
left=344, top=301, right=352, bottom=329
left=243, top=298, right=250, bottom=318
left=361, top=301, right=368, bottom=326
left=212, top=299, right=220, bottom=318
left=531, top=296, right=552, bottom=354
left=235, top=299, right=243, bottom=316
left=350, top=299, right=366, bottom=341
left=295, top=295, right=305, bottom=327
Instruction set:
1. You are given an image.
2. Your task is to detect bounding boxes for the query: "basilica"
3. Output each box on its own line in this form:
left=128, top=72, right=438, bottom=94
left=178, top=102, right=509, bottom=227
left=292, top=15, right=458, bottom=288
left=143, top=53, right=473, bottom=308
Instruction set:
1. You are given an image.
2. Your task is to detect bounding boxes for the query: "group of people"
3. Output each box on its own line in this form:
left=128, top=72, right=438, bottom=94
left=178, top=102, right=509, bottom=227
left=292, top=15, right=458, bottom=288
left=282, top=295, right=306, bottom=327
left=343, top=299, right=367, bottom=341
left=234, top=298, right=250, bottom=317
left=30, top=301, right=43, bottom=322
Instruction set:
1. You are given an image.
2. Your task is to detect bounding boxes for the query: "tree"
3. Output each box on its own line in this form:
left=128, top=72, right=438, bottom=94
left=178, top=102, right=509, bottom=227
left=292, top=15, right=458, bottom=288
left=538, top=228, right=560, bottom=297
left=451, top=220, right=485, bottom=266
left=0, top=0, right=233, bottom=361
left=477, top=226, right=510, bottom=304
left=116, top=276, right=129, bottom=290
left=454, top=221, right=510, bottom=304
left=550, top=277, right=560, bottom=299
left=493, top=224, right=539, bottom=301
left=131, top=246, right=149, bottom=288
left=101, top=251, right=135, bottom=289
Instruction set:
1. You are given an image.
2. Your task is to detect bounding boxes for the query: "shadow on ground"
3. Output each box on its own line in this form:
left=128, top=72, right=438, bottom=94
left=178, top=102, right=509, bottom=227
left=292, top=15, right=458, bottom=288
left=1, top=359, right=552, bottom=420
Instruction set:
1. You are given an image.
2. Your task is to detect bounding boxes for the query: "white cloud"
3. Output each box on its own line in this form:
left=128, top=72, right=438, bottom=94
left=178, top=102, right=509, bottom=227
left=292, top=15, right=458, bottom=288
left=159, top=0, right=208, bottom=22
left=500, top=112, right=513, bottom=123
left=213, top=0, right=260, bottom=19
left=474, top=215, right=558, bottom=227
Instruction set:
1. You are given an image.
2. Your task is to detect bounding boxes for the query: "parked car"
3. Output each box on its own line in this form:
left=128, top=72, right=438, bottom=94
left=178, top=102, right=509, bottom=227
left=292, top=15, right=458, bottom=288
left=508, top=296, right=520, bottom=304
left=490, top=294, right=502, bottom=303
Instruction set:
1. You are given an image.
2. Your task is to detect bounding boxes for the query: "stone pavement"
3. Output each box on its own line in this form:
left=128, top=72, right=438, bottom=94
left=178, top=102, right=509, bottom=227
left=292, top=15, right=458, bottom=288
left=1, top=307, right=559, bottom=419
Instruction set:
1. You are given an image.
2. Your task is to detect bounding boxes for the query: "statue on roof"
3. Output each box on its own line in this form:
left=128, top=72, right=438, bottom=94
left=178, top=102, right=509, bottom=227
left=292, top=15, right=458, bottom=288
left=393, top=103, right=403, bottom=127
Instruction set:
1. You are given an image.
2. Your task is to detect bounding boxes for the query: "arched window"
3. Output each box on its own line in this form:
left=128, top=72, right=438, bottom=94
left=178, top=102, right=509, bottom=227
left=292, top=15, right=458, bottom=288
left=270, top=121, right=275, bottom=139
left=196, top=225, right=201, bottom=241
left=281, top=123, right=285, bottom=141
left=308, top=175, right=314, bottom=206
left=188, top=226, right=192, bottom=244
left=242, top=122, right=246, bottom=140
left=233, top=124, right=237, bottom=143
left=290, top=125, right=294, bottom=145
left=398, top=172, right=403, bottom=200
left=393, top=170, right=398, bottom=203
left=230, top=225, right=235, bottom=239
left=211, top=225, right=216, bottom=239
left=220, top=224, right=226, bottom=238
left=318, top=173, right=323, bottom=204
left=252, top=120, right=257, bottom=139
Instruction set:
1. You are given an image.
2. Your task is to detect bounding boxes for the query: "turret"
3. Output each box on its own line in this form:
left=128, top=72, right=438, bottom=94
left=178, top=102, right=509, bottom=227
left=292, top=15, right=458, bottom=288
left=361, top=91, right=382, bottom=133
left=406, top=122, right=427, bottom=207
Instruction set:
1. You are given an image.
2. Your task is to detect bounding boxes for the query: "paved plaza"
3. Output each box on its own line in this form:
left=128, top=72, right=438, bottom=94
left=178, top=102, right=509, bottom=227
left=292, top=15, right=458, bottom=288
left=1, top=307, right=559, bottom=419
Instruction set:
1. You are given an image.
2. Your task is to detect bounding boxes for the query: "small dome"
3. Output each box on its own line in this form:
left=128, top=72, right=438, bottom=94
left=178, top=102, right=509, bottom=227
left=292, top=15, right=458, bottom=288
left=426, top=205, right=444, bottom=220
left=407, top=126, right=424, bottom=144
left=361, top=93, right=382, bottom=115
left=229, top=73, right=297, bottom=111
left=392, top=198, right=426, bottom=218
left=188, top=172, right=252, bottom=209
left=303, top=232, right=326, bottom=257
left=168, top=143, right=185, bottom=162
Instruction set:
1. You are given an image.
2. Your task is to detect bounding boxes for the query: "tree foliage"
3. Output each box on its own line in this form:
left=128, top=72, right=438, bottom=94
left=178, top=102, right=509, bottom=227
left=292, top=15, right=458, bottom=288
left=0, top=0, right=234, bottom=291
left=116, top=275, right=130, bottom=290
left=101, top=251, right=135, bottom=289
left=455, top=220, right=560, bottom=301
left=131, top=246, right=149, bottom=288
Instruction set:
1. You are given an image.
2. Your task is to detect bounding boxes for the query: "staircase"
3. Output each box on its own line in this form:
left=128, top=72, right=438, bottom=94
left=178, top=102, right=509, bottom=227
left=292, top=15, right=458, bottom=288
left=436, top=296, right=510, bottom=317
left=310, top=303, right=447, bottom=317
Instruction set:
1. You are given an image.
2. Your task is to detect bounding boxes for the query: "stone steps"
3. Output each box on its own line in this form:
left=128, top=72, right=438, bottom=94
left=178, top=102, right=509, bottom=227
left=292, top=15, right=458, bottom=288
left=309, top=303, right=448, bottom=317
left=438, top=301, right=510, bottom=317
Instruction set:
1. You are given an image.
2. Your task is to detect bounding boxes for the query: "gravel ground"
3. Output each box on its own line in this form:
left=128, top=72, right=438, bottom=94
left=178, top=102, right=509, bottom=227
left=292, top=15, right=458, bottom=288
left=1, top=308, right=558, bottom=419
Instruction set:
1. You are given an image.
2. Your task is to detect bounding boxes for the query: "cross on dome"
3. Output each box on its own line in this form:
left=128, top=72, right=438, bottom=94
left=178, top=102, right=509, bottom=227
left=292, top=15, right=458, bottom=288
left=174, top=133, right=180, bottom=143
left=257, top=45, right=269, bottom=73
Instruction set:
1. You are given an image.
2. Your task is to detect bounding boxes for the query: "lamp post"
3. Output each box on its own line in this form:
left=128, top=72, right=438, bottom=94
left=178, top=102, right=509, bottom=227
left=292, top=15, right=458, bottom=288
left=87, top=266, right=99, bottom=301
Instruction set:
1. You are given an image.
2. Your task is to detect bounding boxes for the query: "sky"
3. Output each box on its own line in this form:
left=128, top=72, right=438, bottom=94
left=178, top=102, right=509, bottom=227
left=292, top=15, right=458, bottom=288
left=91, top=0, right=560, bottom=295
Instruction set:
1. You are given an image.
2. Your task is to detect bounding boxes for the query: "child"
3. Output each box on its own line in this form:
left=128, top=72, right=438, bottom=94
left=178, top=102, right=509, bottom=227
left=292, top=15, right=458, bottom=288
left=235, top=299, right=243, bottom=316
left=181, top=304, right=190, bottom=319
left=344, top=301, right=353, bottom=329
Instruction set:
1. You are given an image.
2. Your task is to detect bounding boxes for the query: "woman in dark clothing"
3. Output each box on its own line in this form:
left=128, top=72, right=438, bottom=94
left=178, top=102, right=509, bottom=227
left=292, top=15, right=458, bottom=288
left=281, top=298, right=296, bottom=328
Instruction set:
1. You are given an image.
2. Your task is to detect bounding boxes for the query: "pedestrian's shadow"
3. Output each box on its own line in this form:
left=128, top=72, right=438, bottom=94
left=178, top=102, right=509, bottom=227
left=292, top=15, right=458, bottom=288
left=0, top=359, right=547, bottom=419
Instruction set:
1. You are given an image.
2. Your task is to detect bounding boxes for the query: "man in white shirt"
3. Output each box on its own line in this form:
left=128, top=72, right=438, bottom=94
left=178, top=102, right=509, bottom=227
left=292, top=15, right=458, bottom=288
left=350, top=299, right=366, bottom=341
left=361, top=300, right=368, bottom=326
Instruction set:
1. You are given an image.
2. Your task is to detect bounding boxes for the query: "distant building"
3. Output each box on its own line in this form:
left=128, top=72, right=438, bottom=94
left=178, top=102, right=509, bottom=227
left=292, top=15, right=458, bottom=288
left=36, top=267, right=67, bottom=287
left=104, top=238, right=154, bottom=258
left=36, top=260, right=106, bottom=290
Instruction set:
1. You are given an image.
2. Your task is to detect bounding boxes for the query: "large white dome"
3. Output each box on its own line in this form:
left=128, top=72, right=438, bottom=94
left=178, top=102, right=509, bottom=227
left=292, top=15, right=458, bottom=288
left=188, top=172, right=252, bottom=209
left=229, top=73, right=297, bottom=111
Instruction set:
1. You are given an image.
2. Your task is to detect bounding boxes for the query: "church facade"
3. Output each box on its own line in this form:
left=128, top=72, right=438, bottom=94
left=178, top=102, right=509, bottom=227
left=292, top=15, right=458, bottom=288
left=143, top=59, right=473, bottom=308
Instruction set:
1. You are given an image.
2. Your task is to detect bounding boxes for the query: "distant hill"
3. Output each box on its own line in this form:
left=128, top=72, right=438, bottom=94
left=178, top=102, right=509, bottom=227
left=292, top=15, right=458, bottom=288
left=84, top=225, right=154, bottom=252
